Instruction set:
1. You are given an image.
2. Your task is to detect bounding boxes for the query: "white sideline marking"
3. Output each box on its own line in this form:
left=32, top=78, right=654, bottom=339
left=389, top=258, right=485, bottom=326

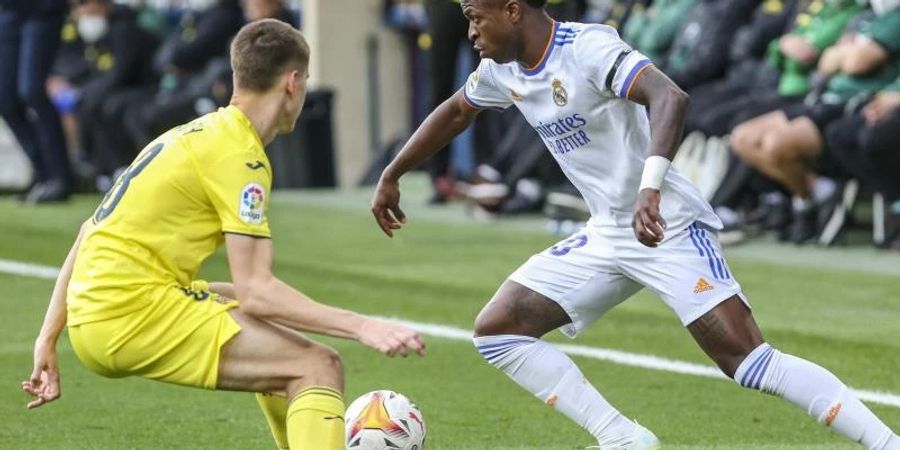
left=3, top=258, right=899, bottom=409
left=386, top=318, right=900, bottom=409
left=0, top=259, right=59, bottom=280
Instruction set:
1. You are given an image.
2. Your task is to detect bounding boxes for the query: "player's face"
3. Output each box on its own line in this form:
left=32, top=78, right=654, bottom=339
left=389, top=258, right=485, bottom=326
left=279, top=67, right=308, bottom=134
left=462, top=0, right=518, bottom=63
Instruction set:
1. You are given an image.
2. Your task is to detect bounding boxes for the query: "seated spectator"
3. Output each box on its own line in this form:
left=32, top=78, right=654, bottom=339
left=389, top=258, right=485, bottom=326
left=457, top=111, right=564, bottom=216
left=686, top=0, right=862, bottom=137
left=661, top=0, right=757, bottom=92
left=122, top=0, right=244, bottom=153
left=67, top=0, right=160, bottom=187
left=684, top=0, right=867, bottom=242
left=730, top=5, right=900, bottom=244
left=824, top=77, right=900, bottom=249
left=621, top=0, right=695, bottom=65
left=684, top=0, right=803, bottom=136
left=47, top=17, right=96, bottom=185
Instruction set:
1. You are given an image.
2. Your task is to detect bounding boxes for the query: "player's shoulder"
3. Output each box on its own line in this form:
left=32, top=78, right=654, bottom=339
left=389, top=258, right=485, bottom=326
left=177, top=108, right=261, bottom=162
left=567, top=22, right=625, bottom=51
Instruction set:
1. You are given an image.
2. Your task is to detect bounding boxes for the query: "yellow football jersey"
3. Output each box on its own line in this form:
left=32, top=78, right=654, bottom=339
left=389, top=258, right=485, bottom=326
left=68, top=105, right=272, bottom=325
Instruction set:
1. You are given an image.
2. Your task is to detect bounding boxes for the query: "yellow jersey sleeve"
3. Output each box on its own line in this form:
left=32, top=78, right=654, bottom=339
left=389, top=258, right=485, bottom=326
left=199, top=150, right=272, bottom=238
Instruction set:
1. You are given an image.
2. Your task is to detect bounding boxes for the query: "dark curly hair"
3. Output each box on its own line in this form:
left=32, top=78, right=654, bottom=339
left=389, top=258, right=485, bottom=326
left=523, top=0, right=547, bottom=7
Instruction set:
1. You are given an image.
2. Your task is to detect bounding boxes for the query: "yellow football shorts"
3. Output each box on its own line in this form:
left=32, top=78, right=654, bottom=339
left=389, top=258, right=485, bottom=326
left=68, top=280, right=242, bottom=390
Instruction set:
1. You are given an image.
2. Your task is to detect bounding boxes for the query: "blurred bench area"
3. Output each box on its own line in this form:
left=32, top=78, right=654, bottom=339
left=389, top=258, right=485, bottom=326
left=1, top=0, right=898, bottom=251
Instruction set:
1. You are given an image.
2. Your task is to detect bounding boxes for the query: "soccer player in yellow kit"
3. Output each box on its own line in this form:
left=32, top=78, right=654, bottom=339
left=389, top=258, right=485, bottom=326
left=21, top=19, right=425, bottom=450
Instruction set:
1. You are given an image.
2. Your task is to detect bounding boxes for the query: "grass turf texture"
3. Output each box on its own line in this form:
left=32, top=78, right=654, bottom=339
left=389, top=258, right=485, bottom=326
left=0, top=191, right=898, bottom=449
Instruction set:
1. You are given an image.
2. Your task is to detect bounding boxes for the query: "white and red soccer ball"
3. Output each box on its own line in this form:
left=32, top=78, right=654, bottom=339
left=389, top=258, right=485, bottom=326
left=344, top=390, right=426, bottom=450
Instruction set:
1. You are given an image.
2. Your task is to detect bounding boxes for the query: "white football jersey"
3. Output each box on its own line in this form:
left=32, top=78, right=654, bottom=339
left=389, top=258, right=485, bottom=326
left=464, top=21, right=722, bottom=231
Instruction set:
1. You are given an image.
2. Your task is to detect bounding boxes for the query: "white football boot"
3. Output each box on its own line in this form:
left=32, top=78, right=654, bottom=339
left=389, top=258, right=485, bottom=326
left=586, top=423, right=661, bottom=450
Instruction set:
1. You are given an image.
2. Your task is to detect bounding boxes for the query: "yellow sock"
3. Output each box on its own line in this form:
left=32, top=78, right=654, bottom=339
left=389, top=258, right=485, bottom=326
left=256, top=393, right=290, bottom=450
left=286, top=386, right=345, bottom=450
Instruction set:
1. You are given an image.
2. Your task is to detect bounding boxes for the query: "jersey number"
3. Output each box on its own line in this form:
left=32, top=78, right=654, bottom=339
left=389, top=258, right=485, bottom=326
left=549, top=234, right=588, bottom=256
left=93, top=143, right=165, bottom=223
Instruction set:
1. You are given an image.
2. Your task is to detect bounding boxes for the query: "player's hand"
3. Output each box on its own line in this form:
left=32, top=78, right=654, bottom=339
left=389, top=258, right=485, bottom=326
left=357, top=318, right=426, bottom=358
left=632, top=188, right=666, bottom=248
left=22, top=339, right=61, bottom=409
left=779, top=35, right=817, bottom=65
left=371, top=177, right=407, bottom=238
left=863, top=92, right=900, bottom=125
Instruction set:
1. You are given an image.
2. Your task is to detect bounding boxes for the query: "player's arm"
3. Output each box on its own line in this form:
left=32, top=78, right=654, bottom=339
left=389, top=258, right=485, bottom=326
left=371, top=89, right=480, bottom=237
left=224, top=233, right=425, bottom=357
left=22, top=220, right=90, bottom=409
left=627, top=66, right=690, bottom=248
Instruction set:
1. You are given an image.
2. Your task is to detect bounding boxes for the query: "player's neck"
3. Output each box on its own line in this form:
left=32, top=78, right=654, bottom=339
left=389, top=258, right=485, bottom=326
left=517, top=14, right=555, bottom=70
left=229, top=93, right=282, bottom=146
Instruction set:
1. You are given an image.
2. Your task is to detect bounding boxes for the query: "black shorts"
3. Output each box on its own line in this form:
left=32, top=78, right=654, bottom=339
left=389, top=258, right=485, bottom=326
left=782, top=102, right=846, bottom=133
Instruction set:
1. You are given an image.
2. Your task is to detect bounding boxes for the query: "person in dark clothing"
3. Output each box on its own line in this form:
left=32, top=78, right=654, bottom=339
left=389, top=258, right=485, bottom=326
left=72, top=0, right=160, bottom=184
left=423, top=0, right=580, bottom=204
left=423, top=0, right=491, bottom=203
left=685, top=0, right=864, bottom=244
left=684, top=0, right=803, bottom=136
left=731, top=7, right=900, bottom=244
left=622, top=0, right=694, bottom=64
left=825, top=83, right=900, bottom=250
left=662, top=0, right=757, bottom=92
left=122, top=0, right=244, bottom=152
left=0, top=0, right=71, bottom=203
left=686, top=0, right=861, bottom=137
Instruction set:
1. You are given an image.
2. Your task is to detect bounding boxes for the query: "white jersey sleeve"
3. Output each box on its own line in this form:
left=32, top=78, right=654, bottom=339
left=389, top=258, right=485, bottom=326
left=463, top=59, right=513, bottom=111
left=573, top=25, right=653, bottom=99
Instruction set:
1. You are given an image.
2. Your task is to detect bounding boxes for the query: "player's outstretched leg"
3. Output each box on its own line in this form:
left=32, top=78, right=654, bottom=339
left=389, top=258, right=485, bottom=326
left=472, top=281, right=660, bottom=449
left=689, top=296, right=900, bottom=450
left=218, top=309, right=346, bottom=450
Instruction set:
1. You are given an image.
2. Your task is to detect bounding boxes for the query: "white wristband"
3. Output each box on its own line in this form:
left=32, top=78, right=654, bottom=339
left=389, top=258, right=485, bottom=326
left=639, top=155, right=671, bottom=192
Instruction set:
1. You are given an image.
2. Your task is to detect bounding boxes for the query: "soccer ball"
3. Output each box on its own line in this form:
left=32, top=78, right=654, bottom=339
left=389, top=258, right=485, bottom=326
left=344, top=390, right=426, bottom=450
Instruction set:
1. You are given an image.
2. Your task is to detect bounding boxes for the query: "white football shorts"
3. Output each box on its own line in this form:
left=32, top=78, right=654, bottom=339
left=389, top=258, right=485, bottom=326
left=508, top=221, right=748, bottom=337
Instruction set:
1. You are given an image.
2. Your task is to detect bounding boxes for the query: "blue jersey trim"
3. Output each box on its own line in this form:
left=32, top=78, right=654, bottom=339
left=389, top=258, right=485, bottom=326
left=463, top=89, right=506, bottom=112
left=521, top=21, right=559, bottom=76
left=618, top=59, right=652, bottom=98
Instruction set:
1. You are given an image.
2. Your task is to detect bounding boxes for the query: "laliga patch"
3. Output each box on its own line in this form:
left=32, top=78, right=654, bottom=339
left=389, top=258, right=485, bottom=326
left=239, top=182, right=266, bottom=225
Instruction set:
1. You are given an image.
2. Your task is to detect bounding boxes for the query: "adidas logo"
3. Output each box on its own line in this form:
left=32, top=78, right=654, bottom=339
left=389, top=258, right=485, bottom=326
left=693, top=277, right=713, bottom=294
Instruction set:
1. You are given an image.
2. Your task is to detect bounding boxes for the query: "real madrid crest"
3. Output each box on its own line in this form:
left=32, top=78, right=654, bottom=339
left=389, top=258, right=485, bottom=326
left=468, top=71, right=480, bottom=91
left=552, top=78, right=567, bottom=107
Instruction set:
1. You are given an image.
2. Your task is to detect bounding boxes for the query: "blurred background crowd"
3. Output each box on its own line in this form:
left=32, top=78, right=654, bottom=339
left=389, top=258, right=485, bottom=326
left=0, top=0, right=898, bottom=251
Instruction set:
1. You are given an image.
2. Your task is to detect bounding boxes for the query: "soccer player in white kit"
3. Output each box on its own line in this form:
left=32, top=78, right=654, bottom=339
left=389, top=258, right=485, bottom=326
left=370, top=1, right=900, bottom=448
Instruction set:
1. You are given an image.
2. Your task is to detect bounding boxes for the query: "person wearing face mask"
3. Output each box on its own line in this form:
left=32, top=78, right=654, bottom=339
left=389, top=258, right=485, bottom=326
left=121, top=0, right=294, bottom=158
left=23, top=21, right=425, bottom=450
left=0, top=0, right=72, bottom=203
left=72, top=0, right=159, bottom=188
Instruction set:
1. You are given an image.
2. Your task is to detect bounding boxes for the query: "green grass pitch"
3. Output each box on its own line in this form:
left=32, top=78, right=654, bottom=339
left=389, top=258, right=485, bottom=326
left=0, top=190, right=898, bottom=449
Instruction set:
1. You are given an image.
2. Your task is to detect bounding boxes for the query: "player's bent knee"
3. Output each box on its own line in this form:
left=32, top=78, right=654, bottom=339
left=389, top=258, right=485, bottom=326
left=285, top=343, right=344, bottom=395
left=311, top=344, right=343, bottom=377
left=473, top=304, right=507, bottom=337
left=760, top=134, right=792, bottom=162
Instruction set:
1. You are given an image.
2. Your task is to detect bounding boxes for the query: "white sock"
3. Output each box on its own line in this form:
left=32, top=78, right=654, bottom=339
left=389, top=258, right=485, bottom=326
left=792, top=196, right=814, bottom=212
left=474, top=334, right=637, bottom=446
left=735, top=343, right=899, bottom=450
left=812, top=177, right=838, bottom=204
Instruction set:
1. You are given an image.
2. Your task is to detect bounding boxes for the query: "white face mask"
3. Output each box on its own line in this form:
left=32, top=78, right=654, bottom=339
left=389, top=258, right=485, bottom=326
left=77, top=14, right=109, bottom=44
left=871, top=0, right=900, bottom=15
